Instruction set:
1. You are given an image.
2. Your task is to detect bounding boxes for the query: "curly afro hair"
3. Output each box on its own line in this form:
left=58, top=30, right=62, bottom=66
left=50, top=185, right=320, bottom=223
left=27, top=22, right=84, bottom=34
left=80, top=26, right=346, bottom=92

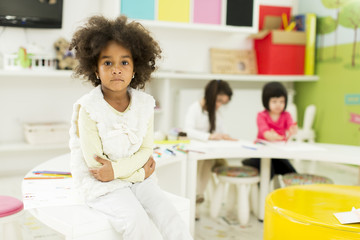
left=70, top=15, right=162, bottom=89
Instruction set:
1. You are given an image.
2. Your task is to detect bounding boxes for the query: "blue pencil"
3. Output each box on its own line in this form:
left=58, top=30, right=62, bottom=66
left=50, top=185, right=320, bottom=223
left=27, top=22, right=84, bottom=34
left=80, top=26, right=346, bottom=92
left=242, top=145, right=257, bottom=150
left=33, top=170, right=72, bottom=175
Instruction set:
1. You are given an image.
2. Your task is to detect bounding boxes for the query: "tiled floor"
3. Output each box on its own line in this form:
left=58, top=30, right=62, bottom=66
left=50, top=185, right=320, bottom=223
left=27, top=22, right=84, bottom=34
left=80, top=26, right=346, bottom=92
left=0, top=160, right=358, bottom=240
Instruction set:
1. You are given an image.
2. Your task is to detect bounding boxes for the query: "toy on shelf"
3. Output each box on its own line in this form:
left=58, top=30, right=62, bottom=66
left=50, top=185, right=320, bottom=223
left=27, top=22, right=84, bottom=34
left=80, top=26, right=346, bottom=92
left=53, top=37, right=78, bottom=70
left=3, top=47, right=56, bottom=71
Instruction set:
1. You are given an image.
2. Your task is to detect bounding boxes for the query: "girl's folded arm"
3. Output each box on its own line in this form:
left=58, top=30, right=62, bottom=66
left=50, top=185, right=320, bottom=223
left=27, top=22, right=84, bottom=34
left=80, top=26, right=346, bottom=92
left=78, top=106, right=153, bottom=180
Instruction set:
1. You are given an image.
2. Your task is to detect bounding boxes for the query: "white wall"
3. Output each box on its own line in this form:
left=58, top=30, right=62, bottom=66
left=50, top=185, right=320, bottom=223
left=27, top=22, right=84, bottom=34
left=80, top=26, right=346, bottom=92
left=0, top=0, right=102, bottom=175
left=0, top=0, right=297, bottom=175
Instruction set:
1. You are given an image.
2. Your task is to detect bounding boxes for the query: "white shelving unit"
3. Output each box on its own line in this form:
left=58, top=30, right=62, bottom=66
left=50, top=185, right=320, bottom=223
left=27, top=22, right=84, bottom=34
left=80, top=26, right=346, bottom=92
left=136, top=19, right=258, bottom=34
left=0, top=70, right=319, bottom=151
left=106, top=0, right=260, bottom=34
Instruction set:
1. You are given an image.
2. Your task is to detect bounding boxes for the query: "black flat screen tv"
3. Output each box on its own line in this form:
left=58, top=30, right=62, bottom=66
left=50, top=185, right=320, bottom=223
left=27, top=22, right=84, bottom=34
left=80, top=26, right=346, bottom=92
left=0, top=0, right=63, bottom=29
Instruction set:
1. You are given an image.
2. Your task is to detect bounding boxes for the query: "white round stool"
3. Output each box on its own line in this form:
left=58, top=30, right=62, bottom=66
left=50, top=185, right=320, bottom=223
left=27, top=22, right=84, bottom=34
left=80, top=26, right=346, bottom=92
left=0, top=195, right=24, bottom=240
left=210, top=166, right=260, bottom=226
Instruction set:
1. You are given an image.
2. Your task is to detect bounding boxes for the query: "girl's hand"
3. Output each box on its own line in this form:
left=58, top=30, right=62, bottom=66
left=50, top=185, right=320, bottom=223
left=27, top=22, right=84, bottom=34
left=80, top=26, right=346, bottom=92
left=209, top=133, right=224, bottom=140
left=90, top=156, right=114, bottom=182
left=222, top=134, right=238, bottom=141
left=144, top=156, right=156, bottom=179
left=288, top=124, right=298, bottom=137
left=210, top=133, right=237, bottom=141
left=264, top=129, right=285, bottom=141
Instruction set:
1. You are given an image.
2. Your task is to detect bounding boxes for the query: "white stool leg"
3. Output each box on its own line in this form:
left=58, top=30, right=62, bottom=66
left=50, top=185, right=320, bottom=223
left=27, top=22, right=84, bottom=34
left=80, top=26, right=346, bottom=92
left=210, top=181, right=225, bottom=219
left=3, top=222, right=22, bottom=240
left=250, top=183, right=259, bottom=217
left=236, top=184, right=251, bottom=226
left=226, top=183, right=237, bottom=214
left=1, top=211, right=24, bottom=240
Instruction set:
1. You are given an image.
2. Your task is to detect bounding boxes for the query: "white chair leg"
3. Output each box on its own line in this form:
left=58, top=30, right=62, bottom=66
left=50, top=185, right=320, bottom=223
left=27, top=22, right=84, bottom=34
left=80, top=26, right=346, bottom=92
left=250, top=183, right=259, bottom=217
left=206, top=173, right=218, bottom=205
left=210, top=182, right=225, bottom=219
left=278, top=175, right=285, bottom=188
left=236, top=184, right=250, bottom=226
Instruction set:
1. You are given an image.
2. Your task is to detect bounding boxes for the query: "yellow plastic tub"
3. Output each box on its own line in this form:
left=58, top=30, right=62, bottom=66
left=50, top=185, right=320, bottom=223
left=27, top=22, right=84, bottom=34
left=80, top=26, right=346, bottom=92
left=264, top=185, right=360, bottom=240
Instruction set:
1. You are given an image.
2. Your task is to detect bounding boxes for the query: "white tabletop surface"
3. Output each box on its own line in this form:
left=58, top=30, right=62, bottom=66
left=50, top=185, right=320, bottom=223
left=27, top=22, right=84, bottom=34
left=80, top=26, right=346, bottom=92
left=185, top=140, right=360, bottom=234
left=21, top=150, right=188, bottom=239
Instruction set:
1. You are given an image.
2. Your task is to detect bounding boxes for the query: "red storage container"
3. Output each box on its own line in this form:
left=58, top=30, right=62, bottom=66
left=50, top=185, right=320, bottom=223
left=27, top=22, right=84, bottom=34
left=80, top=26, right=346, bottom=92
left=250, top=15, right=306, bottom=75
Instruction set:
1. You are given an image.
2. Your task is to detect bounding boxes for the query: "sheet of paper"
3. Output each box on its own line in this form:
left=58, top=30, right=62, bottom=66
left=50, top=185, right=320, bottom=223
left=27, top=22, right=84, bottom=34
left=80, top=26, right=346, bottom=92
left=334, top=209, right=360, bottom=224
left=23, top=178, right=83, bottom=209
left=266, top=141, right=327, bottom=152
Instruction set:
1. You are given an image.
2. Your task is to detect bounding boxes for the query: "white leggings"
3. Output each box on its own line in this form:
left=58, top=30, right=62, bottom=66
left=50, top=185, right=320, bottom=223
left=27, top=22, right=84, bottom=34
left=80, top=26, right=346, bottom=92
left=87, top=178, right=193, bottom=240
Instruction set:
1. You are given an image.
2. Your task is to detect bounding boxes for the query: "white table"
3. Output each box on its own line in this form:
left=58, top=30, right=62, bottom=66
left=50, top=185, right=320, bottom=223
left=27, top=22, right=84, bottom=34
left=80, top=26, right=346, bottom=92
left=185, top=140, right=360, bottom=235
left=22, top=151, right=189, bottom=240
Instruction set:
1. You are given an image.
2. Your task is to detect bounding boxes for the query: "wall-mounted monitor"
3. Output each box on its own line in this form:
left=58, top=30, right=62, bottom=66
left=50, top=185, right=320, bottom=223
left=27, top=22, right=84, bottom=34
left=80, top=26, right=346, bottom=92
left=0, top=0, right=63, bottom=29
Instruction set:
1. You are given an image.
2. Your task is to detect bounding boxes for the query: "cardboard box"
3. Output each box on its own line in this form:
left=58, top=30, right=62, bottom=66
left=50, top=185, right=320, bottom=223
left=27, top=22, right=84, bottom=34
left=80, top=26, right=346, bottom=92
left=249, top=16, right=306, bottom=75
left=210, top=48, right=257, bottom=74
left=24, top=122, right=70, bottom=145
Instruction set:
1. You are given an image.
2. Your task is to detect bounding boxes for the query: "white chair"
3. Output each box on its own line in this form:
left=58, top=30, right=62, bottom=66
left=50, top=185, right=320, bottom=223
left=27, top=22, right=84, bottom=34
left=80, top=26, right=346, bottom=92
left=293, top=104, right=316, bottom=143
left=210, top=166, right=260, bottom=226
left=0, top=195, right=24, bottom=240
left=291, top=104, right=316, bottom=171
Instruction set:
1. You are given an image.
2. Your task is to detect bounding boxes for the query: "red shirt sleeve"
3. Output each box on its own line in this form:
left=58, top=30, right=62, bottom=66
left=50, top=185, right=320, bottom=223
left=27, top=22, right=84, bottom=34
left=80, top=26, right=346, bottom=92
left=284, top=111, right=294, bottom=130
left=257, top=111, right=271, bottom=140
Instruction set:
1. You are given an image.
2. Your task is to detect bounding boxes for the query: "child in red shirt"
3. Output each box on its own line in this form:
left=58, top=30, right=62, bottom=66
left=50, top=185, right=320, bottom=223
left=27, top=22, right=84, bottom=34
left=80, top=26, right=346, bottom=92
left=243, top=81, right=297, bottom=178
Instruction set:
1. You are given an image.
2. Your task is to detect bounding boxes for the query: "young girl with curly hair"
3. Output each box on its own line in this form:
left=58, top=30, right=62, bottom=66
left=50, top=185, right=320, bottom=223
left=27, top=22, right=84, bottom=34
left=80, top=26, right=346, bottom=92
left=69, top=15, right=192, bottom=240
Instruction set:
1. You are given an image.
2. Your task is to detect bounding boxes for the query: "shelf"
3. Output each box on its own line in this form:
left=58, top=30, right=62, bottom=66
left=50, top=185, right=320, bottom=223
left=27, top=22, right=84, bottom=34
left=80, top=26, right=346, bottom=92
left=0, top=69, right=319, bottom=82
left=153, top=71, right=319, bottom=82
left=0, top=69, right=72, bottom=78
left=0, top=142, right=69, bottom=152
left=137, top=19, right=257, bottom=34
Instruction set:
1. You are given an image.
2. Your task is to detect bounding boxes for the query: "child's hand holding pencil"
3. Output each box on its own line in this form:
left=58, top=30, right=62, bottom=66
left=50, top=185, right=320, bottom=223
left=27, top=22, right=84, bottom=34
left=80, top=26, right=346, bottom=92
left=286, top=122, right=298, bottom=142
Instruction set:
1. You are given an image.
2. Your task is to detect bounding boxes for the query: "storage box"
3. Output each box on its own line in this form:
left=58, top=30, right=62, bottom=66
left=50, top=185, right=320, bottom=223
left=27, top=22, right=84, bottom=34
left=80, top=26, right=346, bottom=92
left=210, top=48, right=257, bottom=74
left=249, top=16, right=306, bottom=75
left=24, top=122, right=70, bottom=145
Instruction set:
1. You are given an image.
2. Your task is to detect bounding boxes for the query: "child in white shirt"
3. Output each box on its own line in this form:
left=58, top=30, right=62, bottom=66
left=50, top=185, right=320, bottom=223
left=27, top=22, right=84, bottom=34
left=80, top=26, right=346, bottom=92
left=184, top=80, right=236, bottom=208
left=69, top=15, right=192, bottom=240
